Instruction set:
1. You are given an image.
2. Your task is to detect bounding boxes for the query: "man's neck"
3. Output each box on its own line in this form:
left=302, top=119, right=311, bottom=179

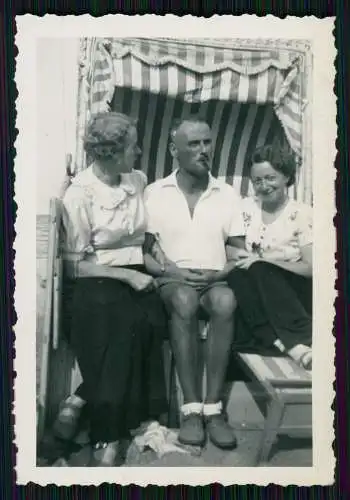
left=176, top=169, right=209, bottom=194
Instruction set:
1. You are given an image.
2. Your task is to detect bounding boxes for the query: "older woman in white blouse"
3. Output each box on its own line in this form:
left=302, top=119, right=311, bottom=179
left=227, top=145, right=313, bottom=370
left=54, top=112, right=168, bottom=466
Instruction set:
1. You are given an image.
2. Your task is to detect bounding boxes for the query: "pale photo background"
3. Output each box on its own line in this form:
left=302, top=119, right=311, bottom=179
left=37, top=38, right=79, bottom=215
left=36, top=38, right=79, bottom=394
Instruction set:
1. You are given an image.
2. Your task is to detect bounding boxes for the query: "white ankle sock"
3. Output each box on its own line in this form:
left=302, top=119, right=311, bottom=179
left=203, top=401, right=223, bottom=416
left=181, top=402, right=203, bottom=416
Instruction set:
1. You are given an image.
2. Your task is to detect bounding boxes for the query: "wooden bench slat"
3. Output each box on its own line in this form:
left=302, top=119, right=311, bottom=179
left=237, top=352, right=312, bottom=404
left=238, top=352, right=311, bottom=383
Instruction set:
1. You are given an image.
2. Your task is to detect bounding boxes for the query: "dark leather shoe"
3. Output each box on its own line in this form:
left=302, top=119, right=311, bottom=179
left=89, top=442, right=124, bottom=467
left=178, top=413, right=206, bottom=446
left=52, top=401, right=82, bottom=441
left=205, top=413, right=237, bottom=449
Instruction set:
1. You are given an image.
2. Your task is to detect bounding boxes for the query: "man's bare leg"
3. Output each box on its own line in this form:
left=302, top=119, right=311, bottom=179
left=200, top=285, right=237, bottom=449
left=201, top=285, right=236, bottom=402
left=159, top=283, right=205, bottom=445
left=159, top=283, right=201, bottom=403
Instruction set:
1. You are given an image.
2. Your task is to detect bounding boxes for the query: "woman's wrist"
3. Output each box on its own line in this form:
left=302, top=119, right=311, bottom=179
left=209, top=270, right=224, bottom=281
left=115, top=267, right=141, bottom=282
left=161, top=261, right=179, bottom=277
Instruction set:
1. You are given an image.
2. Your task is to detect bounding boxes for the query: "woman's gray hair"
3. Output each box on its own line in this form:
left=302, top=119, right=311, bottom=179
left=84, top=112, right=137, bottom=161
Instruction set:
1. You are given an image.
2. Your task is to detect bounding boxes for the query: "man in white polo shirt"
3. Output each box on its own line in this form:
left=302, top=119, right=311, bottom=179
left=144, top=116, right=245, bottom=449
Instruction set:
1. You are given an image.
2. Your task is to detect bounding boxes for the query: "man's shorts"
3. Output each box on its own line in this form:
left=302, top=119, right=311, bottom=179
left=155, top=274, right=233, bottom=321
left=155, top=276, right=229, bottom=296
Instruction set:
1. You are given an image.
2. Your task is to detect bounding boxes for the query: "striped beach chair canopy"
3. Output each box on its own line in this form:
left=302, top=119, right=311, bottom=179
left=76, top=37, right=311, bottom=201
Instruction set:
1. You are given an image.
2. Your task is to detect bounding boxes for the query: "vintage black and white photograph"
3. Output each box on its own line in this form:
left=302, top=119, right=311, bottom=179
left=15, top=15, right=336, bottom=485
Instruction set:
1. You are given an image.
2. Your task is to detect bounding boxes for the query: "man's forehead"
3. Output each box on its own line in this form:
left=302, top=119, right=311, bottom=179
left=176, top=120, right=211, bottom=140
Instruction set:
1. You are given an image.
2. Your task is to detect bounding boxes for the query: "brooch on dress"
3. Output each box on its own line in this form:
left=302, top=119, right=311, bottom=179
left=252, top=242, right=264, bottom=257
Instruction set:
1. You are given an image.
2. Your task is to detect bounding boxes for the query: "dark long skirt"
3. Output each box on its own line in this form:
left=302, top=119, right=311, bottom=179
left=70, top=275, right=168, bottom=444
left=227, top=261, right=312, bottom=352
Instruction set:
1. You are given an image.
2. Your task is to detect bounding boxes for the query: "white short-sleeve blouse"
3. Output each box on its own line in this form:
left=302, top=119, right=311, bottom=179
left=62, top=167, right=148, bottom=267
left=242, top=196, right=313, bottom=262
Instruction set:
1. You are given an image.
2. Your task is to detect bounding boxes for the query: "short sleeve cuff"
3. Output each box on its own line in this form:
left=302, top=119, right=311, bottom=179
left=228, top=228, right=246, bottom=237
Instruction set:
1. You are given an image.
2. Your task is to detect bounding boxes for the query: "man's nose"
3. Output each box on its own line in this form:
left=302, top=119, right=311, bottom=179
left=200, top=141, right=210, bottom=153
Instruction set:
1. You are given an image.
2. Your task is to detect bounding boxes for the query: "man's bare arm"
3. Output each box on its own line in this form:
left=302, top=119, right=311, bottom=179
left=225, top=236, right=248, bottom=261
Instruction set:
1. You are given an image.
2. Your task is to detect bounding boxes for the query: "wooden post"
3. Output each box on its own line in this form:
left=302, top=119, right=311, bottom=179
left=300, top=45, right=313, bottom=205
left=37, top=199, right=58, bottom=441
left=255, top=398, right=285, bottom=465
left=52, top=256, right=62, bottom=350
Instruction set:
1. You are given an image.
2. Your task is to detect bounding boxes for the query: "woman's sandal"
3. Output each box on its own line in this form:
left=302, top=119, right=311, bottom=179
left=297, top=350, right=312, bottom=371
left=52, top=401, right=84, bottom=441
left=89, top=442, right=124, bottom=467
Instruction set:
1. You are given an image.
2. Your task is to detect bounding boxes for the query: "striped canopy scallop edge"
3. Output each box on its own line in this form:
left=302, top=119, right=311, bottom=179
left=76, top=38, right=309, bottom=201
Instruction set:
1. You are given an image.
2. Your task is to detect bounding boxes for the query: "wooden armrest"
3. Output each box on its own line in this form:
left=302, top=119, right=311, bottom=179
left=267, top=378, right=312, bottom=389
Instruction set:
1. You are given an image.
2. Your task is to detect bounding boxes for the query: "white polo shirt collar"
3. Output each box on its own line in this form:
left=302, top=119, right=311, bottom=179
left=161, top=169, right=222, bottom=195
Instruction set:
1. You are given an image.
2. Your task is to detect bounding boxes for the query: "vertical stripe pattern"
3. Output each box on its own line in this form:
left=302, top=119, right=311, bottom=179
left=77, top=38, right=308, bottom=202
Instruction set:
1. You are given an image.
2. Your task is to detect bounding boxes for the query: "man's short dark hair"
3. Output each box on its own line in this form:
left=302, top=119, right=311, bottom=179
left=169, top=115, right=209, bottom=141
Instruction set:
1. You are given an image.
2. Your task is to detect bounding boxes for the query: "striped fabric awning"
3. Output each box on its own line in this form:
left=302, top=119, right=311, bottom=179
left=77, top=38, right=307, bottom=199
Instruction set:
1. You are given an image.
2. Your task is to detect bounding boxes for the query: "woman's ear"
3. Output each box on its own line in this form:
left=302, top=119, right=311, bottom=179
left=169, top=142, right=177, bottom=158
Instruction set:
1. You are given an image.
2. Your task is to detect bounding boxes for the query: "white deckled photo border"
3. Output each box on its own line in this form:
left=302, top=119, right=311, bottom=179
left=14, top=14, right=336, bottom=486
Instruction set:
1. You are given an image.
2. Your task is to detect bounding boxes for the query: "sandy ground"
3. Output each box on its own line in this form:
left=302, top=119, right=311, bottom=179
left=38, top=410, right=312, bottom=467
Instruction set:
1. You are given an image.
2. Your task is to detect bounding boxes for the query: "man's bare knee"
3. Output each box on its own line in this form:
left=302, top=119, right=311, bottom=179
left=205, top=287, right=236, bottom=318
left=170, top=286, right=199, bottom=319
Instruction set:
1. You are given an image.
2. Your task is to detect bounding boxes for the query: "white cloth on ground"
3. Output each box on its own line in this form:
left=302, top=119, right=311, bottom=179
left=130, top=421, right=200, bottom=458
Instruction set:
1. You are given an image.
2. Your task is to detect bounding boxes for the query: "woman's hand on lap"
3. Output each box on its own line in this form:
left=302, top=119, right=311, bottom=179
left=127, top=271, right=156, bottom=292
left=235, top=255, right=262, bottom=270
left=110, top=268, right=156, bottom=292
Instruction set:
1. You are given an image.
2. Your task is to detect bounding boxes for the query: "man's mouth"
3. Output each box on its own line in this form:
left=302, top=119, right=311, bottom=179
left=198, top=157, right=209, bottom=165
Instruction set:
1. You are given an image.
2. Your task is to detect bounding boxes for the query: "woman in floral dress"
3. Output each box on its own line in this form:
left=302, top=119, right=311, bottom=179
left=226, top=145, right=313, bottom=370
